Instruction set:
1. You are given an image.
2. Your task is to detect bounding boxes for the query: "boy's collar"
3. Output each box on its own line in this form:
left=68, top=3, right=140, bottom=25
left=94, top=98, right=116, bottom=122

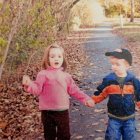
left=112, top=71, right=134, bottom=81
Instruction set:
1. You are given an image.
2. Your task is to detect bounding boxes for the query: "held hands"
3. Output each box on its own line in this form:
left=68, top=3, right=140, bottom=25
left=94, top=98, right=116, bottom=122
left=136, top=102, right=140, bottom=110
left=85, top=99, right=95, bottom=107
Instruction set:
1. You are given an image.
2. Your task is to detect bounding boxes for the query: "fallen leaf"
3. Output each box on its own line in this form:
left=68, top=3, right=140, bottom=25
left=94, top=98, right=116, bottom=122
left=0, top=122, right=7, bottom=129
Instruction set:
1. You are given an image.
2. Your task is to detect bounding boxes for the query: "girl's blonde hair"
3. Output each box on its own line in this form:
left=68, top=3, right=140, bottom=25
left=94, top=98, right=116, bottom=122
left=42, top=43, right=67, bottom=70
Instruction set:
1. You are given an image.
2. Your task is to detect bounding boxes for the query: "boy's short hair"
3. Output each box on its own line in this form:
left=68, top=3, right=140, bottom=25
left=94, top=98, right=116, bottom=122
left=105, top=48, right=132, bottom=66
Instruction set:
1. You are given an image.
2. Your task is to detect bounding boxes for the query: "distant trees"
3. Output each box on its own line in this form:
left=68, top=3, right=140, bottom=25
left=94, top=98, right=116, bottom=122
left=99, top=0, right=140, bottom=21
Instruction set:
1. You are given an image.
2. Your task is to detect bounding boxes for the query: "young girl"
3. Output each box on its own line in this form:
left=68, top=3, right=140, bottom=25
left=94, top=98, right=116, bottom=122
left=22, top=43, right=95, bottom=140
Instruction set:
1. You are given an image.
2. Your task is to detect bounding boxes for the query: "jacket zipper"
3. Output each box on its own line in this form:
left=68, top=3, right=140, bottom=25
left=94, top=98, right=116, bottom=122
left=117, top=80, right=124, bottom=97
left=120, top=86, right=124, bottom=96
left=119, top=83, right=124, bottom=96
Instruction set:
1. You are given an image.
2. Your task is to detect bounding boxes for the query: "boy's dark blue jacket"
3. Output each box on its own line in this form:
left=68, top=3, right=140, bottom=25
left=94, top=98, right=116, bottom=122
left=92, top=72, right=140, bottom=118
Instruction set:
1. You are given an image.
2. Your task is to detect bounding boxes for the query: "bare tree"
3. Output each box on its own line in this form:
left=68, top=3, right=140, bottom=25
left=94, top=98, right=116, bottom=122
left=50, top=0, right=81, bottom=31
left=130, top=0, right=135, bottom=22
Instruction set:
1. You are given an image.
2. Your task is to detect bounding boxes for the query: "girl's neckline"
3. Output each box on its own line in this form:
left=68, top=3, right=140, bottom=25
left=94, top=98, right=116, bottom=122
left=47, top=66, right=63, bottom=71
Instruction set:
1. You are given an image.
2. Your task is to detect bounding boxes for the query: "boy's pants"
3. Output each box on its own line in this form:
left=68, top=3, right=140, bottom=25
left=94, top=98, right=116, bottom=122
left=105, top=117, right=136, bottom=140
left=41, top=110, right=70, bottom=140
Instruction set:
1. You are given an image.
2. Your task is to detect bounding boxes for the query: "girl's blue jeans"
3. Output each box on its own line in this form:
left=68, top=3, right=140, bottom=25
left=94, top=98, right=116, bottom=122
left=105, top=117, right=136, bottom=140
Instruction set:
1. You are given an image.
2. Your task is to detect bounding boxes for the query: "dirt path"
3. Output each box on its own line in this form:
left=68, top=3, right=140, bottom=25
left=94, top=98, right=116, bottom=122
left=70, top=22, right=140, bottom=140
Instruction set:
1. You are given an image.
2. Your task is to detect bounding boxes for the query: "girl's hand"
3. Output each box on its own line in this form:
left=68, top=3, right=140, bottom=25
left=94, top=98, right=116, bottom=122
left=85, top=99, right=95, bottom=107
left=136, top=102, right=140, bottom=109
left=22, top=75, right=31, bottom=86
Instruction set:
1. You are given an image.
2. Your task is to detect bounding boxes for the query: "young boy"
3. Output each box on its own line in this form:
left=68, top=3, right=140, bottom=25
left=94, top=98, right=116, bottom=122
left=92, top=48, right=140, bottom=140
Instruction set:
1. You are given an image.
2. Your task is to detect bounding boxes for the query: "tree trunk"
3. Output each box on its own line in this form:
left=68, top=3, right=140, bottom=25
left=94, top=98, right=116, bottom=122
left=50, top=0, right=80, bottom=32
left=0, top=0, right=9, bottom=14
left=130, top=0, right=134, bottom=22
left=0, top=1, right=24, bottom=80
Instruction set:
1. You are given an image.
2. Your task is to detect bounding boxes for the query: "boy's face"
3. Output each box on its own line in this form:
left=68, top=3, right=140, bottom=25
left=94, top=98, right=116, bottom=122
left=109, top=56, right=130, bottom=77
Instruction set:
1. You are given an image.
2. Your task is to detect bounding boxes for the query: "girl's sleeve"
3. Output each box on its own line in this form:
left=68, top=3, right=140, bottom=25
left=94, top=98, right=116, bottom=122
left=67, top=75, right=91, bottom=104
left=27, top=72, right=46, bottom=95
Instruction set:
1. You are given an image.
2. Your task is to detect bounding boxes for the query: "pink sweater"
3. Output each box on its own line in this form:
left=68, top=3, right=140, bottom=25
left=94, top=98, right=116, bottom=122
left=27, top=67, right=91, bottom=110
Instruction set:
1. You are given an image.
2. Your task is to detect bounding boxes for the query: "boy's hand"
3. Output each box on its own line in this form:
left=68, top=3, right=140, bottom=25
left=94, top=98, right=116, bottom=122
left=22, top=75, right=31, bottom=86
left=85, top=99, right=95, bottom=107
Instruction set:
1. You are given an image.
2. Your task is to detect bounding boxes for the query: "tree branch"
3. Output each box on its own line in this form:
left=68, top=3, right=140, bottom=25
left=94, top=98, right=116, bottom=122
left=69, top=0, right=81, bottom=9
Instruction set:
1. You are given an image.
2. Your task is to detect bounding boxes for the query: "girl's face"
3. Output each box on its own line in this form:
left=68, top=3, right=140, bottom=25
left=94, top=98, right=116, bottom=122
left=109, top=56, right=130, bottom=77
left=49, top=48, right=64, bottom=68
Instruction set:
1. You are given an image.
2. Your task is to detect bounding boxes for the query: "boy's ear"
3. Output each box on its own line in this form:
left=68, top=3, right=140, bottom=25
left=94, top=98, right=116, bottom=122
left=127, top=64, right=131, bottom=69
left=124, top=60, right=131, bottom=68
